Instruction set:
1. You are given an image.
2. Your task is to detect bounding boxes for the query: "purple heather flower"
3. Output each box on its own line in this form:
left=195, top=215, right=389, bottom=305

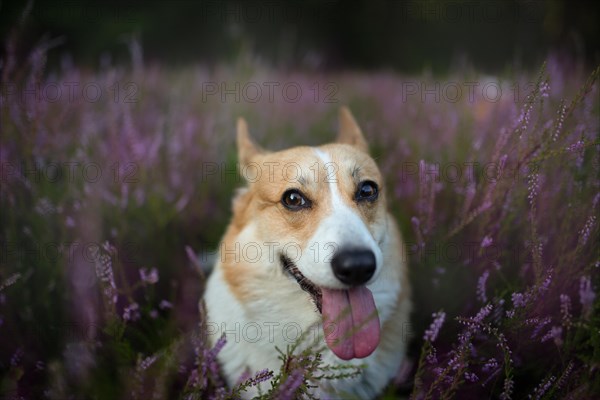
left=500, top=375, right=514, bottom=400
left=491, top=298, right=505, bottom=322
left=480, top=236, right=493, bottom=248
left=555, top=361, right=574, bottom=391
left=139, top=355, right=157, bottom=370
left=464, top=371, right=479, bottom=382
left=539, top=81, right=550, bottom=98
left=424, top=311, right=446, bottom=342
left=566, top=140, right=585, bottom=153
left=593, top=192, right=600, bottom=209
left=425, top=346, right=438, bottom=364
left=123, top=302, right=140, bottom=321
left=248, top=369, right=273, bottom=386
left=209, top=334, right=227, bottom=359
left=492, top=154, right=508, bottom=185
left=516, top=108, right=531, bottom=138
left=10, top=348, right=24, bottom=366
left=186, top=369, right=201, bottom=389
left=448, top=351, right=464, bottom=371
left=553, top=102, right=566, bottom=141
left=209, top=387, right=227, bottom=400
left=528, top=317, right=551, bottom=339
left=578, top=215, right=596, bottom=247
left=482, top=358, right=499, bottom=373
left=579, top=276, right=595, bottom=318
left=560, top=294, right=572, bottom=328
left=65, top=216, right=75, bottom=227
left=159, top=300, right=173, bottom=309
left=432, top=366, right=444, bottom=378
left=541, top=326, right=563, bottom=346
left=34, top=197, right=55, bottom=215
left=527, top=171, right=539, bottom=206
left=538, top=271, right=552, bottom=293
left=130, top=354, right=159, bottom=399
left=425, top=161, right=440, bottom=182
left=491, top=332, right=515, bottom=396
left=63, top=342, right=95, bottom=381
left=472, top=304, right=493, bottom=326
left=93, top=246, right=118, bottom=306
left=529, top=375, right=556, bottom=400
left=411, top=216, right=425, bottom=250
left=477, top=270, right=490, bottom=303
left=0, top=273, right=21, bottom=291
left=511, top=292, right=527, bottom=308
left=139, top=267, right=159, bottom=284
left=276, top=369, right=304, bottom=399
left=199, top=333, right=228, bottom=386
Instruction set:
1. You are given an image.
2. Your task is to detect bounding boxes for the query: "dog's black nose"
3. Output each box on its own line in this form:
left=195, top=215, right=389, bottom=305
left=331, top=249, right=376, bottom=286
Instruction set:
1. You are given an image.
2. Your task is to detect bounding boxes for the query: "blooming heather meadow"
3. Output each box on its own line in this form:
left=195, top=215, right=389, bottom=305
left=1, top=18, right=600, bottom=400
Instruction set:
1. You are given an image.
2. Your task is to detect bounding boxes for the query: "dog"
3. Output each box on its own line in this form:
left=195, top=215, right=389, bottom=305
left=203, top=107, right=411, bottom=398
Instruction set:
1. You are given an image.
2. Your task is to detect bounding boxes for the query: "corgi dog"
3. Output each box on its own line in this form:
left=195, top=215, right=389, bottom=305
left=203, top=107, right=411, bottom=398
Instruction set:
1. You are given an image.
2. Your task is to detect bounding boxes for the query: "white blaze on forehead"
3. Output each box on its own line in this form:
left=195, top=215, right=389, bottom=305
left=313, top=148, right=371, bottom=240
left=314, top=149, right=343, bottom=208
left=289, top=149, right=382, bottom=288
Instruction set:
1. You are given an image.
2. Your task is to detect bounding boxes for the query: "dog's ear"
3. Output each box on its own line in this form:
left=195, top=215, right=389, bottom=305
left=336, top=106, right=368, bottom=153
left=237, top=118, right=265, bottom=169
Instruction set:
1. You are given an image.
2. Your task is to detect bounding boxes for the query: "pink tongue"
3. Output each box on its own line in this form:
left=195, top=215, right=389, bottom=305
left=322, top=286, right=380, bottom=360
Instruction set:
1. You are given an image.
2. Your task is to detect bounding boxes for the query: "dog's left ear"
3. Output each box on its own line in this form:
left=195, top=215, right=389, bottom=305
left=237, top=118, right=266, bottom=169
left=337, top=106, right=369, bottom=153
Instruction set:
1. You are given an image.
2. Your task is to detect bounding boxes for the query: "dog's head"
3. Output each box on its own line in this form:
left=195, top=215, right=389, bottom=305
left=225, top=108, right=390, bottom=360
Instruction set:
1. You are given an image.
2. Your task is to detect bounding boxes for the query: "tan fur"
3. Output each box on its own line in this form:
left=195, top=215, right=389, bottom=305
left=337, top=106, right=369, bottom=152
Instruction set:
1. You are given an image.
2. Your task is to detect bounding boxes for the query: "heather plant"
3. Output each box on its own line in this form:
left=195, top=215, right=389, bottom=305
left=406, top=64, right=600, bottom=400
left=1, top=9, right=599, bottom=400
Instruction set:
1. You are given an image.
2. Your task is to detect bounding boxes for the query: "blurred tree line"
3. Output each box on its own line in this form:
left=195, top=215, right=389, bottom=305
left=1, top=0, right=599, bottom=73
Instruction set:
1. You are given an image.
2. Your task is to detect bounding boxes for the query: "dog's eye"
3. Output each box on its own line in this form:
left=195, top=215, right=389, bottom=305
left=356, top=181, right=379, bottom=202
left=281, top=189, right=310, bottom=210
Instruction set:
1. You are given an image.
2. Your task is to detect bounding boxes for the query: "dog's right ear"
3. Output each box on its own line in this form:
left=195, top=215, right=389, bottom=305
left=337, top=106, right=369, bottom=153
left=237, top=118, right=265, bottom=169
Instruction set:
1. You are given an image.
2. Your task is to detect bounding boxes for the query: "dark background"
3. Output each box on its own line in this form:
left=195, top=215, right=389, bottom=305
left=2, top=0, right=599, bottom=74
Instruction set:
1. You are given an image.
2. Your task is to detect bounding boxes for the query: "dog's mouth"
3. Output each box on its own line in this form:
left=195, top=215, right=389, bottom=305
left=279, top=253, right=381, bottom=360
left=280, top=254, right=322, bottom=313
